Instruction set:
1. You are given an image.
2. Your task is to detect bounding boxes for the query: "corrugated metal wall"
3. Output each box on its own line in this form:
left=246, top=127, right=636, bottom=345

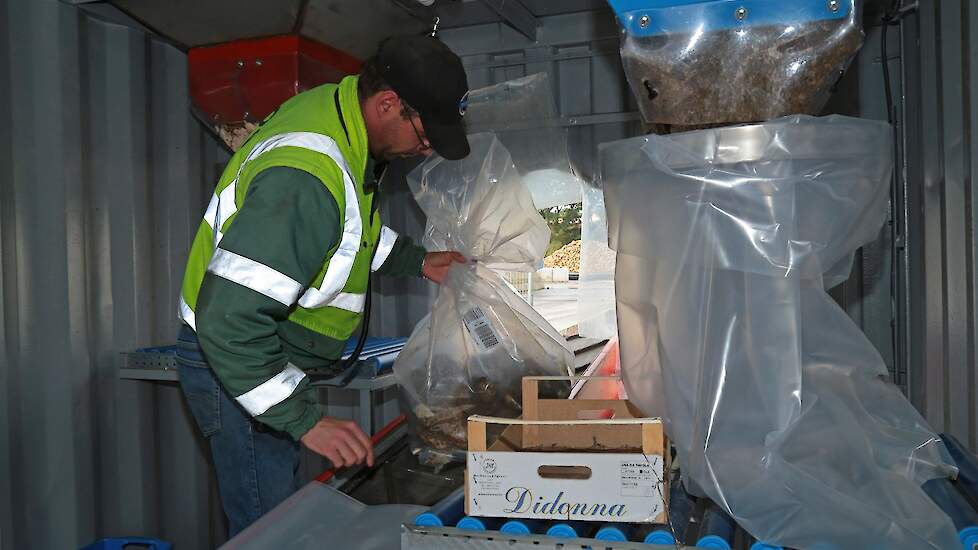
left=0, top=0, right=230, bottom=547
left=0, top=1, right=437, bottom=547
left=900, top=0, right=978, bottom=450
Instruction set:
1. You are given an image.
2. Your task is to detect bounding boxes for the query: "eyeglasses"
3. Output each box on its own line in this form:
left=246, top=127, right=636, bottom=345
left=408, top=116, right=432, bottom=153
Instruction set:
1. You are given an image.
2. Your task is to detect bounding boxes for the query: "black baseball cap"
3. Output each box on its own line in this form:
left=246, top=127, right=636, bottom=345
left=377, top=35, right=471, bottom=160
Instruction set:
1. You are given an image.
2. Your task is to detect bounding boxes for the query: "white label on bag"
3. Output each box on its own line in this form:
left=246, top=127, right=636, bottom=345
left=462, top=306, right=501, bottom=353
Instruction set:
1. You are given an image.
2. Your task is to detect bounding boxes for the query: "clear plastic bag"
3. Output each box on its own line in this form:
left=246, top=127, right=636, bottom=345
left=610, top=0, right=863, bottom=126
left=395, top=133, right=574, bottom=464
left=602, top=115, right=960, bottom=549
left=522, top=168, right=584, bottom=211
left=577, top=183, right=617, bottom=339
left=465, top=73, right=582, bottom=209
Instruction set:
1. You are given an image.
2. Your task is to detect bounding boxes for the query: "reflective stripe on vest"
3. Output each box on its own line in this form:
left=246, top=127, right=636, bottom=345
left=299, top=224, right=397, bottom=312
left=179, top=295, right=197, bottom=331
left=235, top=363, right=306, bottom=416
left=208, top=248, right=303, bottom=306
left=371, top=225, right=399, bottom=272
left=329, top=292, right=366, bottom=313
left=189, top=132, right=367, bottom=320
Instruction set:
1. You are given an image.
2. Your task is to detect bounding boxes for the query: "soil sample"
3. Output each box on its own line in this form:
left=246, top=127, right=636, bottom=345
left=409, top=363, right=569, bottom=462
left=620, top=19, right=863, bottom=126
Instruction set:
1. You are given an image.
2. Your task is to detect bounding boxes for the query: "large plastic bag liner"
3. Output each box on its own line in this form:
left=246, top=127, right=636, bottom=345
left=395, top=133, right=574, bottom=464
left=577, top=182, right=617, bottom=339
left=601, top=115, right=960, bottom=550
left=223, top=482, right=423, bottom=549
left=607, top=0, right=863, bottom=126
left=465, top=73, right=582, bottom=209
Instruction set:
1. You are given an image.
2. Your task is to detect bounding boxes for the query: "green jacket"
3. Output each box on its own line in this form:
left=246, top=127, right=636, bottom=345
left=179, top=76, right=426, bottom=439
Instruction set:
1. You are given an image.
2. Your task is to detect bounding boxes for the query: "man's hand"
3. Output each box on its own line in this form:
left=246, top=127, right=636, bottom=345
left=422, top=251, right=467, bottom=284
left=300, top=417, right=374, bottom=468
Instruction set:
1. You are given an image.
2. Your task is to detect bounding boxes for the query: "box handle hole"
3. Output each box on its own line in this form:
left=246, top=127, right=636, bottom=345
left=537, top=465, right=593, bottom=480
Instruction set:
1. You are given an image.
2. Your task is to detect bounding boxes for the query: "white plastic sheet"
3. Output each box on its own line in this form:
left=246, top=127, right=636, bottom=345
left=395, top=133, right=574, bottom=464
left=602, top=115, right=960, bottom=550
left=222, top=482, right=424, bottom=549
left=577, top=183, right=617, bottom=339
left=522, top=168, right=584, bottom=211
left=465, top=73, right=582, bottom=209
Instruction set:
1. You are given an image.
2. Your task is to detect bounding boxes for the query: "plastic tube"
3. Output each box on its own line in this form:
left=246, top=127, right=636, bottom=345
left=921, top=477, right=978, bottom=548
left=942, top=433, right=978, bottom=505
left=414, top=487, right=465, bottom=527
left=960, top=526, right=978, bottom=550
left=593, top=525, right=629, bottom=541
left=631, top=523, right=675, bottom=545
left=499, top=519, right=548, bottom=535
left=455, top=516, right=503, bottom=531
left=644, top=529, right=676, bottom=545
left=545, top=521, right=594, bottom=539
left=594, top=523, right=635, bottom=541
left=696, top=502, right=736, bottom=549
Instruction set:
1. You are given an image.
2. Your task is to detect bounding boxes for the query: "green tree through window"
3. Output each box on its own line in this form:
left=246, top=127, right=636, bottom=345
left=540, top=203, right=582, bottom=257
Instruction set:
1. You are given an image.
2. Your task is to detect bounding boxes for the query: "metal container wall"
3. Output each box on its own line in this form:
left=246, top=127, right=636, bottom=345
left=898, top=0, right=978, bottom=451
left=0, top=1, right=436, bottom=547
left=0, top=1, right=232, bottom=547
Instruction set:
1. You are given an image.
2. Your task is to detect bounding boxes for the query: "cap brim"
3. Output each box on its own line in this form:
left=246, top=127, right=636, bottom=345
left=421, top=113, right=470, bottom=160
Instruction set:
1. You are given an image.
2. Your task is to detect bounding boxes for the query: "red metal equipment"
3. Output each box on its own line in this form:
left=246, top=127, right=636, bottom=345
left=188, top=34, right=362, bottom=126
left=569, top=338, right=624, bottom=401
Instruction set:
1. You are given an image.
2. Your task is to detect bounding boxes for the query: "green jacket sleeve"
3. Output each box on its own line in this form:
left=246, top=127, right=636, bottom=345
left=375, top=233, right=426, bottom=278
left=195, top=166, right=341, bottom=440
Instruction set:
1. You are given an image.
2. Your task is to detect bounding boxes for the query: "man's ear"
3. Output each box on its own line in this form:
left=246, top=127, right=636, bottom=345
left=374, top=90, right=400, bottom=117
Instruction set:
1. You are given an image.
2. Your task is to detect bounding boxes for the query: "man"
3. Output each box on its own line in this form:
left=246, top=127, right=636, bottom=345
left=175, top=34, right=470, bottom=536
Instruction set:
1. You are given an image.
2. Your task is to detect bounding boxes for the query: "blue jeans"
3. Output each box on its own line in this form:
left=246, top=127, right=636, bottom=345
left=175, top=325, right=301, bottom=537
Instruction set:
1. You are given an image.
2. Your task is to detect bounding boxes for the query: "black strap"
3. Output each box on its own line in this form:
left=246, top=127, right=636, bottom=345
left=369, top=163, right=387, bottom=223
left=334, top=90, right=351, bottom=146
left=315, top=178, right=384, bottom=385
left=315, top=90, right=380, bottom=385
left=323, top=275, right=372, bottom=386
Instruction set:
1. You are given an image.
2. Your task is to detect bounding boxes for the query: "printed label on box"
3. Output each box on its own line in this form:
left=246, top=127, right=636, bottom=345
left=620, top=457, right=662, bottom=497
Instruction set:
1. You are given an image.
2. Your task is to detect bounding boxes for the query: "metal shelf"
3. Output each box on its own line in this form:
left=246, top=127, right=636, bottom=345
left=117, top=366, right=396, bottom=391
left=118, top=340, right=403, bottom=434
left=118, top=367, right=179, bottom=382
left=401, top=524, right=695, bottom=550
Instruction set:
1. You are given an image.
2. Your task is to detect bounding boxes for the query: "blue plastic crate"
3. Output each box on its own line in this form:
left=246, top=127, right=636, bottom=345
left=80, top=537, right=172, bottom=550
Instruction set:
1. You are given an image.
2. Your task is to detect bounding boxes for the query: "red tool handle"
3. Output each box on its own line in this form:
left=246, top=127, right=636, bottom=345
left=315, top=413, right=407, bottom=483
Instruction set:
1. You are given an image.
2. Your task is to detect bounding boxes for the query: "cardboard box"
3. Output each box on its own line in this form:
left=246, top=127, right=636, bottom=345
left=466, top=376, right=668, bottom=523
